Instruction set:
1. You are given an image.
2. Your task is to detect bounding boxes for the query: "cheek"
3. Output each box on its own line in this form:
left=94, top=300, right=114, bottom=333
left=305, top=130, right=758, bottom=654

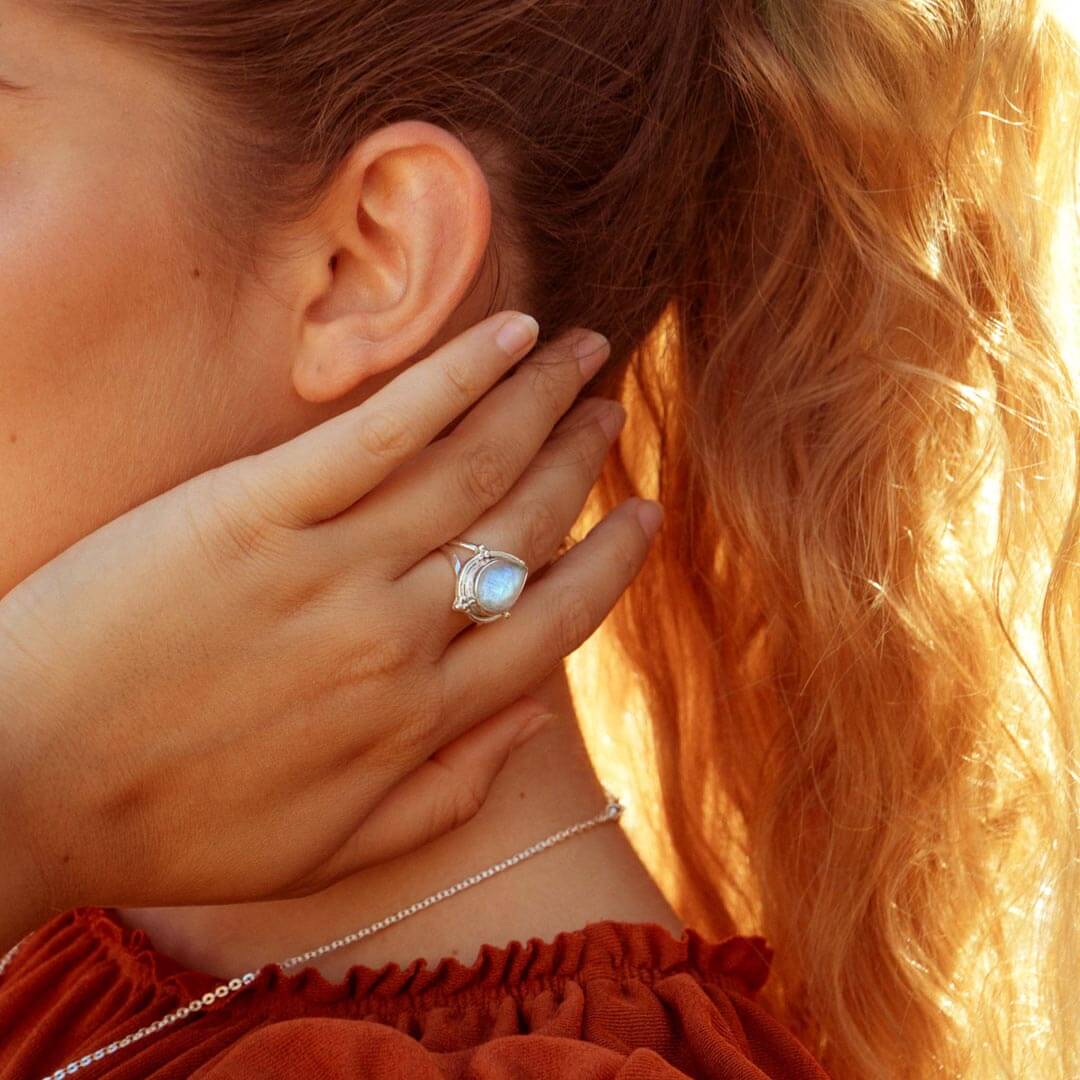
left=0, top=168, right=173, bottom=382
left=0, top=150, right=221, bottom=593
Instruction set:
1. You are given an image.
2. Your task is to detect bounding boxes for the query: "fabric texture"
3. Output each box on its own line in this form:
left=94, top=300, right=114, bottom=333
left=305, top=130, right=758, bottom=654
left=0, top=907, right=831, bottom=1078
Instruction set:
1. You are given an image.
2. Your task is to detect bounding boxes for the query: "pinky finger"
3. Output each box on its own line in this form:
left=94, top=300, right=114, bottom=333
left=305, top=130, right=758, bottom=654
left=308, top=699, right=554, bottom=877
left=437, top=498, right=663, bottom=741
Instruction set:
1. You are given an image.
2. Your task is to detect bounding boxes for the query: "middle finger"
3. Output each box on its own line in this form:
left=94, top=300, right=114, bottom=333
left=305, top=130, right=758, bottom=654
left=403, top=394, right=627, bottom=645
left=332, top=326, right=611, bottom=575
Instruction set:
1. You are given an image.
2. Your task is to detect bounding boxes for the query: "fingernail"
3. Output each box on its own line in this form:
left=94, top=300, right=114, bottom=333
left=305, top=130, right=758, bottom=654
left=574, top=330, right=610, bottom=379
left=597, top=401, right=626, bottom=442
left=635, top=499, right=664, bottom=538
left=513, top=711, right=555, bottom=748
left=495, top=313, right=540, bottom=355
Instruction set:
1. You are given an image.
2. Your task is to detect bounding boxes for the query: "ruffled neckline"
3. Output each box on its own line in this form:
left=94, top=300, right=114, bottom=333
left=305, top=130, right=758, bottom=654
left=75, top=906, right=772, bottom=1014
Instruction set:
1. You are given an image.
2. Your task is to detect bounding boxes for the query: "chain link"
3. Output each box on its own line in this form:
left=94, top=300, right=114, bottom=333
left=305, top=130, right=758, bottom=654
left=2, top=795, right=623, bottom=1080
left=0, top=938, right=23, bottom=979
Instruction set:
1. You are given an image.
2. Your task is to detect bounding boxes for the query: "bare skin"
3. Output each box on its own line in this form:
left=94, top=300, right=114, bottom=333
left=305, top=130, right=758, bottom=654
left=0, top=0, right=683, bottom=979
left=120, top=671, right=684, bottom=980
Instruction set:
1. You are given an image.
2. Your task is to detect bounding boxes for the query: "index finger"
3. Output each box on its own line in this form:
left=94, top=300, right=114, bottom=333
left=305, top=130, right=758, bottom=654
left=246, top=311, right=540, bottom=526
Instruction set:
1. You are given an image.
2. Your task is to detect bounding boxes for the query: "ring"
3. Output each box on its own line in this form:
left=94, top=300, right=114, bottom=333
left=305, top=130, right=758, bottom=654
left=442, top=540, right=529, bottom=624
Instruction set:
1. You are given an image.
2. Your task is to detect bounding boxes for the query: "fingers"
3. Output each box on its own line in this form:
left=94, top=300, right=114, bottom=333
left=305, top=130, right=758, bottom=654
left=402, top=395, right=627, bottom=642
left=427, top=497, right=663, bottom=751
left=239, top=311, right=540, bottom=528
left=303, top=699, right=555, bottom=880
left=347, top=326, right=612, bottom=573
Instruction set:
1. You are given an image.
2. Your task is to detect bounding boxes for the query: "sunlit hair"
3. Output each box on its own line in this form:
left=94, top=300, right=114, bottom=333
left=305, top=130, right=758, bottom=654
left=55, top=0, right=1080, bottom=1075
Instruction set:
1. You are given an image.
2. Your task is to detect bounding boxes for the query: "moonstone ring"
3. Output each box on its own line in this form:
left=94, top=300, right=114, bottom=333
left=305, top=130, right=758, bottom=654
left=442, top=540, right=529, bottom=624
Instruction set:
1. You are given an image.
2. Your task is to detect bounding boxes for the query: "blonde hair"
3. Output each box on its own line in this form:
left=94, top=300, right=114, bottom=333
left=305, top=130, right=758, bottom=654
left=59, top=0, right=1080, bottom=1074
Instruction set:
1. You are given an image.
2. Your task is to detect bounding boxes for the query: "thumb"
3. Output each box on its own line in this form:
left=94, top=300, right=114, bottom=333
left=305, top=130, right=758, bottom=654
left=318, top=697, right=554, bottom=879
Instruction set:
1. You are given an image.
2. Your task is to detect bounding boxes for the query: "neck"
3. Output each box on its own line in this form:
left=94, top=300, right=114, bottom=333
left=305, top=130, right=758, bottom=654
left=117, top=666, right=682, bottom=981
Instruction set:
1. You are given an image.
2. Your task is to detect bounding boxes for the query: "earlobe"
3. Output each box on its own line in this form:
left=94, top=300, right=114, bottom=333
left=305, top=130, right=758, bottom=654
left=291, top=121, right=493, bottom=405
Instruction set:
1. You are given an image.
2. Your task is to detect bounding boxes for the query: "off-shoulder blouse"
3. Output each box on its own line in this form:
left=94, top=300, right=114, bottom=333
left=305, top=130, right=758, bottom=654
left=0, top=907, right=830, bottom=1078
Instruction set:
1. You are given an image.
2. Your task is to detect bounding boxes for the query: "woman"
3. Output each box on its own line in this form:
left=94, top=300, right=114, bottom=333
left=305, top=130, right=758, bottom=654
left=0, top=0, right=1077, bottom=1077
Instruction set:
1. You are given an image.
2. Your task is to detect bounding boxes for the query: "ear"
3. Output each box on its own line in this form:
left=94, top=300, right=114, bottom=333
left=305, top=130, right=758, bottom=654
left=290, top=120, right=492, bottom=404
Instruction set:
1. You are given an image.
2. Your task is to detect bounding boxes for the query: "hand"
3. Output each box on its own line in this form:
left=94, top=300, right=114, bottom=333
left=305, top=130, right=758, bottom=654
left=0, top=310, right=662, bottom=943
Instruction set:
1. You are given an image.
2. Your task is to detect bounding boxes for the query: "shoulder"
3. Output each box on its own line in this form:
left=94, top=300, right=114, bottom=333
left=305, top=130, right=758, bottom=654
left=0, top=909, right=830, bottom=1079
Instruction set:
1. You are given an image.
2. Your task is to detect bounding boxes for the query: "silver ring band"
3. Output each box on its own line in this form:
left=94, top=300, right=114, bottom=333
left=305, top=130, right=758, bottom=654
left=442, top=540, right=529, bottom=624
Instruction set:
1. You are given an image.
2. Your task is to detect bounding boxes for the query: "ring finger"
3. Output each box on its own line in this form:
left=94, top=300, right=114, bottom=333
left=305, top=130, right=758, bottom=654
left=402, top=395, right=626, bottom=647
left=320, top=326, right=612, bottom=576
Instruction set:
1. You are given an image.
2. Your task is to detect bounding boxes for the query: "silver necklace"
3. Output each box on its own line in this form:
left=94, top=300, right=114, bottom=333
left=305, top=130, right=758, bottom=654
left=1, top=794, right=624, bottom=1080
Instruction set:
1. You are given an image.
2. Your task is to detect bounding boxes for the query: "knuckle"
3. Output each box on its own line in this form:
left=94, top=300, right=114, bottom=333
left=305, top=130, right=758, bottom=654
left=425, top=759, right=486, bottom=836
left=357, top=410, right=410, bottom=460
left=552, top=588, right=597, bottom=654
left=215, top=460, right=303, bottom=530
left=447, top=774, right=486, bottom=827
left=184, top=473, right=277, bottom=567
left=222, top=455, right=300, bottom=527
left=346, top=631, right=414, bottom=683
left=442, top=357, right=484, bottom=404
left=402, top=698, right=441, bottom=745
left=391, top=676, right=451, bottom=752
left=521, top=500, right=565, bottom=565
left=406, top=715, right=437, bottom=751
left=460, top=441, right=512, bottom=505
left=217, top=506, right=275, bottom=563
left=316, top=603, right=420, bottom=694
left=408, top=669, right=451, bottom=742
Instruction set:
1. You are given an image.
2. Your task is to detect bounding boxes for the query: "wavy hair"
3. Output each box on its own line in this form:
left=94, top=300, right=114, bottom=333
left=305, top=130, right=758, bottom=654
left=55, top=0, right=1080, bottom=1075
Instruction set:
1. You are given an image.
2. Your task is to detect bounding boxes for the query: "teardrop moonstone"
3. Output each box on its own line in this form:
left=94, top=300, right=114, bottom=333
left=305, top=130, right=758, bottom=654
left=474, top=559, right=527, bottom=614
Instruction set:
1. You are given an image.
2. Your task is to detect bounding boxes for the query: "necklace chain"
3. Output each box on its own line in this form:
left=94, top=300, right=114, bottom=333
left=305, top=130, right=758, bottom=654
left=1, top=794, right=624, bottom=1080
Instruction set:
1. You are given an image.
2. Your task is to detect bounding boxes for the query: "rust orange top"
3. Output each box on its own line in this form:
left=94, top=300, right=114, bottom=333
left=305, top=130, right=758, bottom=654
left=0, top=907, right=830, bottom=1078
